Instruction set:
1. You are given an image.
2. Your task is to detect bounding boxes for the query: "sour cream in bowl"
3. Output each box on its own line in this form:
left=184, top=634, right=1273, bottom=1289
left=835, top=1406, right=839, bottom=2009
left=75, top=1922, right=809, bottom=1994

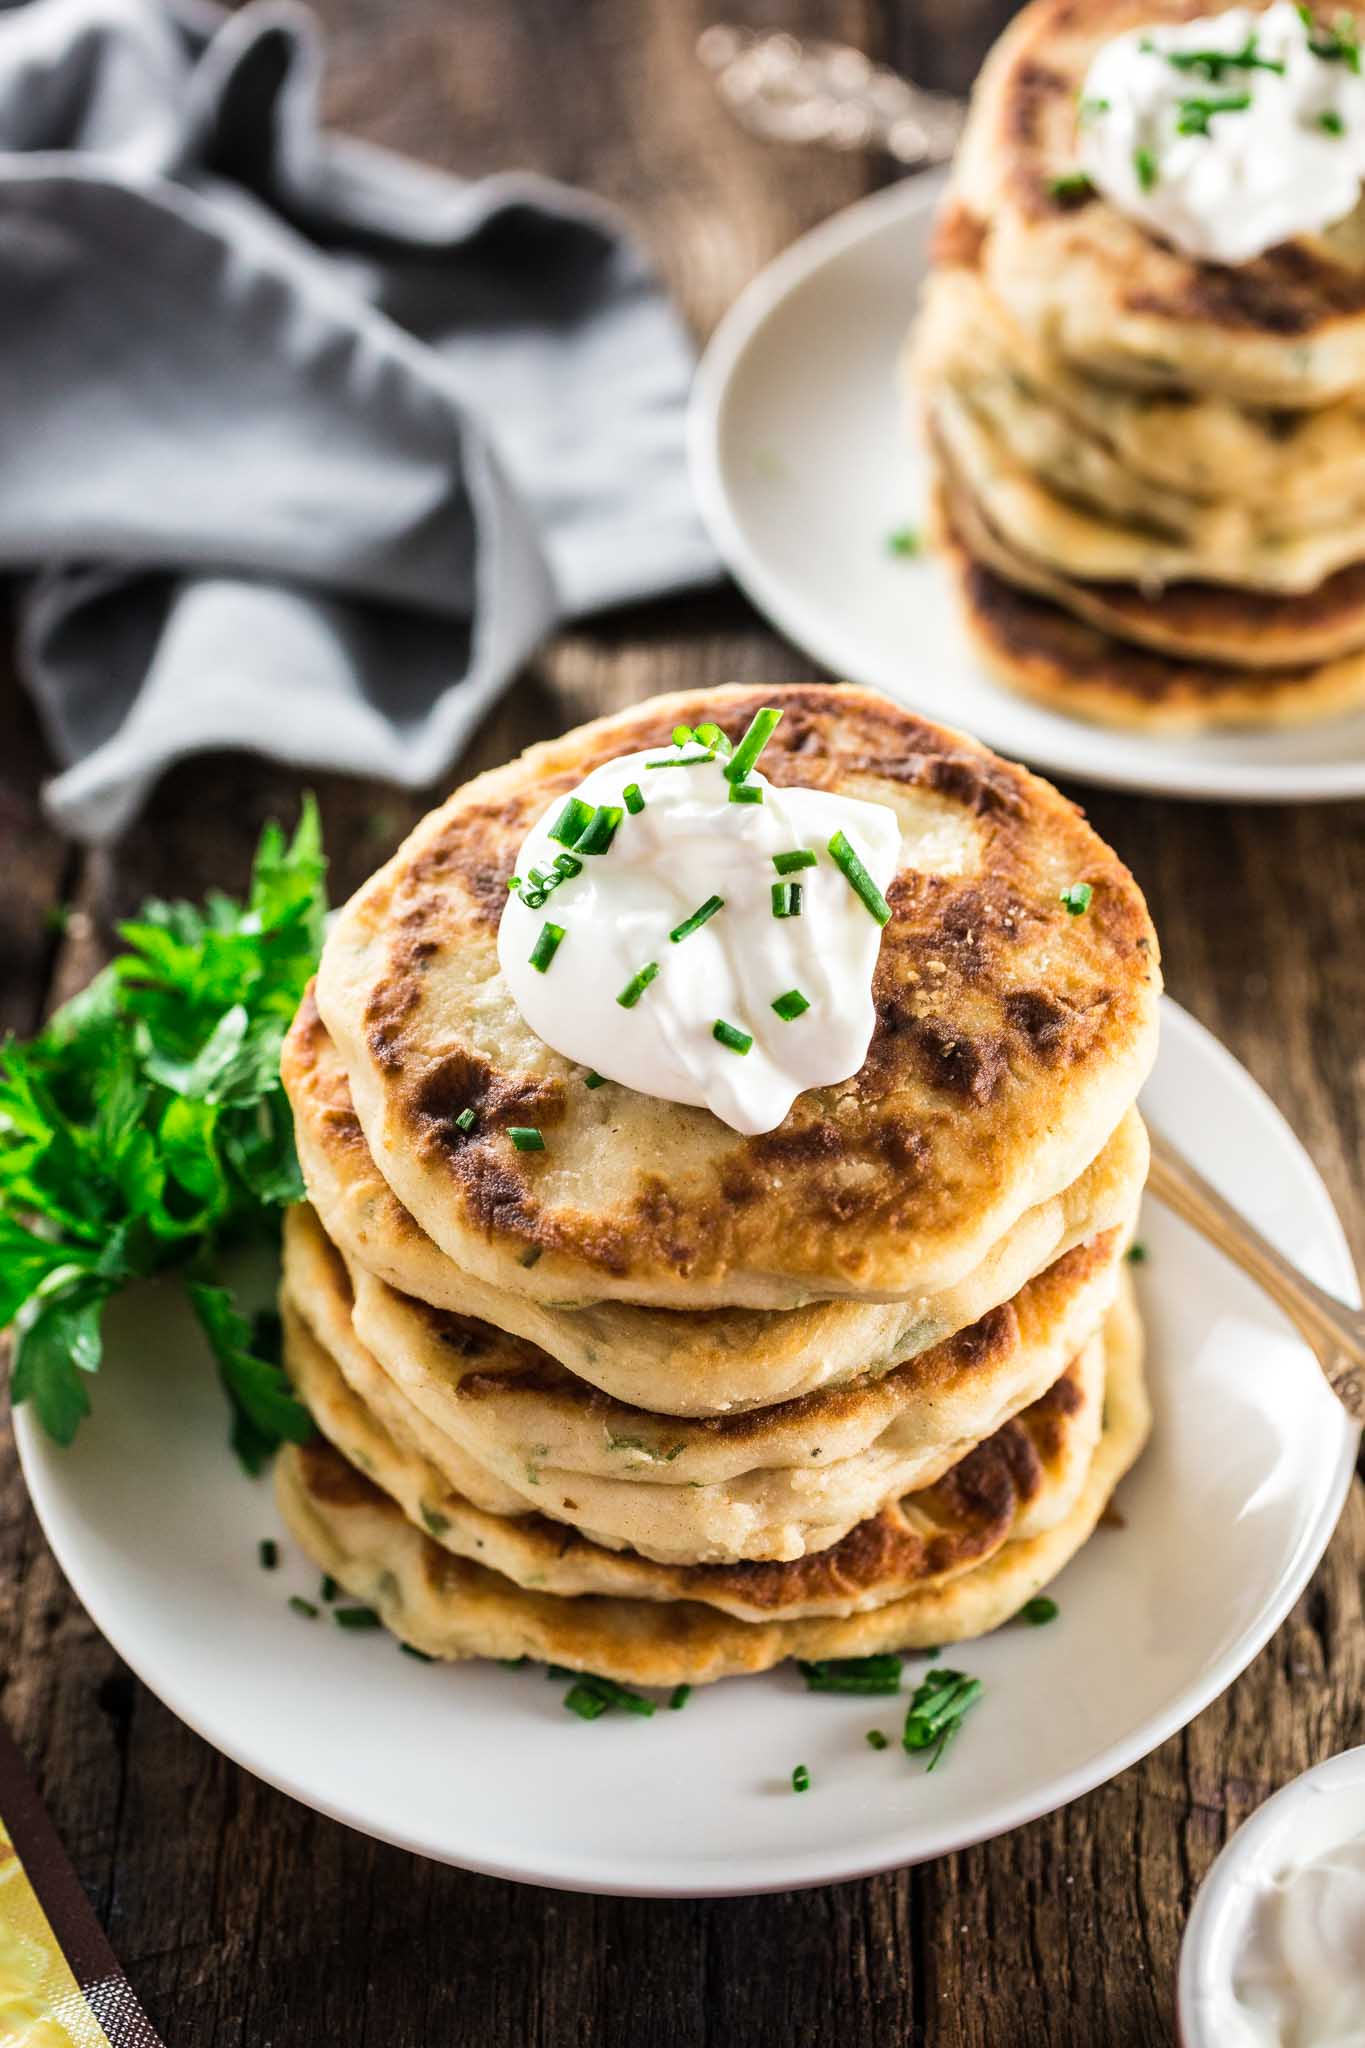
left=1179, top=1747, right=1365, bottom=2048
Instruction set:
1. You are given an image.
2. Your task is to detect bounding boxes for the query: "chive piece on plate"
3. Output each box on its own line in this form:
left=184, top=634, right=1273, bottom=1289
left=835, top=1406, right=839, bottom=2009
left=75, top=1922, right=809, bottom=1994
left=288, top=1596, right=319, bottom=1620
left=886, top=522, right=923, bottom=555
left=729, top=782, right=763, bottom=805
left=321, top=1575, right=338, bottom=1603
left=771, top=881, right=803, bottom=919
left=584, top=1070, right=608, bottom=1089
left=772, top=988, right=810, bottom=1021
left=669, top=1684, right=692, bottom=1711
left=509, top=1126, right=546, bottom=1152
left=564, top=1683, right=610, bottom=1720
left=828, top=830, right=892, bottom=925
left=866, top=1729, right=890, bottom=1750
left=575, top=804, right=624, bottom=854
left=723, top=706, right=783, bottom=787
left=548, top=795, right=594, bottom=848
left=798, top=1654, right=903, bottom=1696
left=791, top=1763, right=811, bottom=1793
left=334, top=1606, right=383, bottom=1631
left=1021, top=1596, right=1059, bottom=1626
left=455, top=1107, right=477, bottom=1133
left=670, top=895, right=725, bottom=944
left=902, top=1668, right=983, bottom=1769
left=623, top=782, right=645, bottom=815
left=773, top=849, right=817, bottom=875
left=400, top=1642, right=435, bottom=1662
left=617, top=962, right=660, bottom=1009
left=258, top=1539, right=279, bottom=1571
left=528, top=922, right=565, bottom=973
left=1060, top=882, right=1094, bottom=915
left=712, top=1019, right=753, bottom=1055
left=1127, top=1240, right=1148, bottom=1264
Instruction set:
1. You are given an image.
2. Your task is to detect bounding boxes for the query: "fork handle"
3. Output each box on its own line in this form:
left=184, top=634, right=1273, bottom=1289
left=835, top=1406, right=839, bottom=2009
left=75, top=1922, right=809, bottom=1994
left=1147, top=1128, right=1365, bottom=1420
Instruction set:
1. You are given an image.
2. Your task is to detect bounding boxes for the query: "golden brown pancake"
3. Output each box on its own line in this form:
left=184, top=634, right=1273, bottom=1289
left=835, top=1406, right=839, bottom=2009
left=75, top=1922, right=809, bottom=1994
left=313, top=685, right=1160, bottom=1311
left=283, top=990, right=1151, bottom=1414
left=274, top=1283, right=1149, bottom=1683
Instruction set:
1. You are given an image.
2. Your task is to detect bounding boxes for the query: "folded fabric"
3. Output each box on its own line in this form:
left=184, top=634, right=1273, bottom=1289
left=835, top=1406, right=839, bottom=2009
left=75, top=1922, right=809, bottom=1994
left=0, top=0, right=719, bottom=840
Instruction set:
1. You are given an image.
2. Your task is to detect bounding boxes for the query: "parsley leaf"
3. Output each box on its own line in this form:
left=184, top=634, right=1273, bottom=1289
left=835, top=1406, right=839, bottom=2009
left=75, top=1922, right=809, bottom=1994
left=1, top=800, right=325, bottom=1467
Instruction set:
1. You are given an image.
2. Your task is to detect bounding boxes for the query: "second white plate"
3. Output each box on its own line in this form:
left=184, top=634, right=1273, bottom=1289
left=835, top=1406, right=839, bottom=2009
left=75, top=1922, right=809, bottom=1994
left=688, top=173, right=1365, bottom=804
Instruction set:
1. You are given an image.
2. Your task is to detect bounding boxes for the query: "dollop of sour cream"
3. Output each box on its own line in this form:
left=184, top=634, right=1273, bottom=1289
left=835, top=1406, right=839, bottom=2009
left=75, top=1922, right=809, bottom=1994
left=1077, top=3, right=1365, bottom=265
left=1230, top=1837, right=1365, bottom=2044
left=497, top=724, right=900, bottom=1137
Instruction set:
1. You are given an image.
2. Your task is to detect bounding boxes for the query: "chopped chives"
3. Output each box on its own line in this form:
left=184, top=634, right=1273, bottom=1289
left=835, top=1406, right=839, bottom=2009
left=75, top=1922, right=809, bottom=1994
left=258, top=1538, right=278, bottom=1571
left=528, top=922, right=565, bottom=973
left=886, top=523, right=923, bottom=556
left=669, top=1684, right=692, bottom=1711
left=552, top=852, right=583, bottom=878
left=623, top=782, right=645, bottom=815
left=617, top=962, right=660, bottom=1009
left=334, top=1606, right=383, bottom=1631
left=773, top=849, right=817, bottom=875
left=509, top=1126, right=546, bottom=1152
left=866, top=1729, right=890, bottom=1750
left=1021, top=1596, right=1059, bottom=1626
left=693, top=721, right=732, bottom=757
left=1175, top=91, right=1251, bottom=135
left=1048, top=169, right=1095, bottom=201
left=791, top=1763, right=811, bottom=1793
left=798, top=1653, right=902, bottom=1696
left=584, top=1071, right=608, bottom=1088
left=499, top=1656, right=529, bottom=1669
left=522, top=888, right=547, bottom=908
left=1321, top=107, right=1346, bottom=132
left=321, top=1575, right=338, bottom=1603
left=672, top=724, right=695, bottom=749
left=670, top=895, right=725, bottom=943
left=548, top=795, right=594, bottom=848
left=400, top=1642, right=435, bottom=1662
left=645, top=754, right=713, bottom=769
left=902, top=1668, right=982, bottom=1769
left=507, top=875, right=521, bottom=892
left=729, top=782, right=763, bottom=805
left=771, top=881, right=803, bottom=919
left=455, top=1107, right=477, bottom=1134
left=1134, top=145, right=1158, bottom=190
left=564, top=1684, right=609, bottom=1720
left=723, top=705, right=783, bottom=786
left=288, top=1596, right=319, bottom=1620
left=827, top=830, right=892, bottom=926
left=1060, top=882, right=1093, bottom=915
left=1127, top=1241, right=1148, bottom=1264
left=772, top=988, right=810, bottom=1021
left=712, top=1019, right=752, bottom=1055
left=575, top=804, right=623, bottom=854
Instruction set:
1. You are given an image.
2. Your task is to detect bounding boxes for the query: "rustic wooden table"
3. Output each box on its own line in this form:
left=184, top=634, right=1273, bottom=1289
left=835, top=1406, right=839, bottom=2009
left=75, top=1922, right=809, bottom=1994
left=3, top=2, right=1364, bottom=2042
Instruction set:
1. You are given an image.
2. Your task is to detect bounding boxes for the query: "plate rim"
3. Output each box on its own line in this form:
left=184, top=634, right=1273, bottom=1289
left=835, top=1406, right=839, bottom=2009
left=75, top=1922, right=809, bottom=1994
left=687, top=174, right=1365, bottom=807
left=13, top=997, right=1360, bottom=1897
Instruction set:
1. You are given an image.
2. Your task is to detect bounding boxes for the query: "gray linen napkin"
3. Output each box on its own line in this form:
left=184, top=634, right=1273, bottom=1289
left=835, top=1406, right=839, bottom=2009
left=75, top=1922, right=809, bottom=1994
left=0, top=0, right=719, bottom=840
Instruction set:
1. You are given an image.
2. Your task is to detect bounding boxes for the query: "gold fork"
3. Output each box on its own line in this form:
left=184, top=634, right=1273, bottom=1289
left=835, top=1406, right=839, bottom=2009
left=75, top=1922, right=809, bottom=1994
left=1147, top=1126, right=1365, bottom=1420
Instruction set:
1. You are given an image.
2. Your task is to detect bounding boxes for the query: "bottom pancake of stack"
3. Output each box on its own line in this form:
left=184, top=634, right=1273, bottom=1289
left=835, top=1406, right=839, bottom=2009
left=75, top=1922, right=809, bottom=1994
left=274, top=1220, right=1149, bottom=1687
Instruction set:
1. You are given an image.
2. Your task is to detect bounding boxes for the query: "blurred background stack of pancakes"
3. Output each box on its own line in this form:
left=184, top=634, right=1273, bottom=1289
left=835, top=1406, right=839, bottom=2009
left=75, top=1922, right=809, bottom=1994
left=909, top=0, right=1365, bottom=732
left=274, top=686, right=1162, bottom=1688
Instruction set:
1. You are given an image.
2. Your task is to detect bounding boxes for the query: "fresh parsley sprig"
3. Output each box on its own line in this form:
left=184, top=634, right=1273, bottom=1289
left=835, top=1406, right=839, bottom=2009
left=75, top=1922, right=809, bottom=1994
left=1, top=801, right=327, bottom=1470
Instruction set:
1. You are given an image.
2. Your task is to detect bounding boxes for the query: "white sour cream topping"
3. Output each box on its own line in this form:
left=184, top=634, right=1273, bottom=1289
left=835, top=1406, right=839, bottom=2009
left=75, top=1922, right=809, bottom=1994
left=497, top=738, right=900, bottom=1137
left=1230, top=1836, right=1365, bottom=2045
left=1078, top=3, right=1365, bottom=265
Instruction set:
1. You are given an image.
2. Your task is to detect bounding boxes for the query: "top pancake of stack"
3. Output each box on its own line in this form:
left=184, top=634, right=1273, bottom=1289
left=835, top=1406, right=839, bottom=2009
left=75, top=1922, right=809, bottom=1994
left=311, top=685, right=1160, bottom=1316
left=951, top=0, right=1365, bottom=408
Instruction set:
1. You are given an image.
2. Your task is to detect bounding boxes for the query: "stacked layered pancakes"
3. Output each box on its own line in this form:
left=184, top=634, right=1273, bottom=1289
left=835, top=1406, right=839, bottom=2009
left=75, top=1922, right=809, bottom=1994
left=912, top=0, right=1365, bottom=731
left=278, top=685, right=1160, bottom=1687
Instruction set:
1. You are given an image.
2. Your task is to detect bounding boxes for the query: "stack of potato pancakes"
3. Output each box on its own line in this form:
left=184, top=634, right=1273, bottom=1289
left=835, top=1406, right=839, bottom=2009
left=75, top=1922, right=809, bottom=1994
left=276, top=685, right=1161, bottom=1688
left=911, top=0, right=1365, bottom=732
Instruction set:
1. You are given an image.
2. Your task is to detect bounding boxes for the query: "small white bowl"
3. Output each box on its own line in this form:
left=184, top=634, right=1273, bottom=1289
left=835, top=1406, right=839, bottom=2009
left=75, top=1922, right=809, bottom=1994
left=1178, top=1746, right=1365, bottom=2046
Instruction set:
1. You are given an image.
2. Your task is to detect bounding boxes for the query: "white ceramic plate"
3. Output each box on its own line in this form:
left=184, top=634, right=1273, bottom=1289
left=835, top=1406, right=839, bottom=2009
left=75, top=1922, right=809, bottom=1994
left=14, top=1000, right=1358, bottom=1897
left=688, top=173, right=1365, bottom=804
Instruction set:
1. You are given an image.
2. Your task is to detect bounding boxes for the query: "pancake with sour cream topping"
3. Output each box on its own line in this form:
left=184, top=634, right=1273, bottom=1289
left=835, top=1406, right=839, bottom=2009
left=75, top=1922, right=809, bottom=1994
left=313, top=685, right=1160, bottom=1312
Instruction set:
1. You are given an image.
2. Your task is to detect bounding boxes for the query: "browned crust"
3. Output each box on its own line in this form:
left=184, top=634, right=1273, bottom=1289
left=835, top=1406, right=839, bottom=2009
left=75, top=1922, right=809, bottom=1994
left=313, top=684, right=1158, bottom=1293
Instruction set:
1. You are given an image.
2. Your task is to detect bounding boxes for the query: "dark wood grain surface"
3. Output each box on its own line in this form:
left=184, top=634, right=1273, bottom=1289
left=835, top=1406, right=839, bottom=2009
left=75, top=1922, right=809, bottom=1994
left=3, top=3, right=1364, bottom=2043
